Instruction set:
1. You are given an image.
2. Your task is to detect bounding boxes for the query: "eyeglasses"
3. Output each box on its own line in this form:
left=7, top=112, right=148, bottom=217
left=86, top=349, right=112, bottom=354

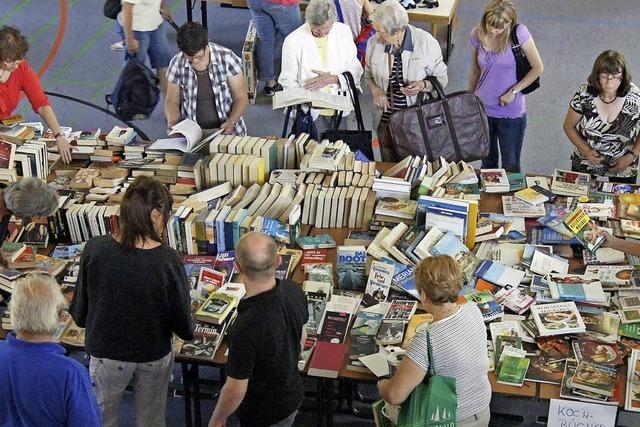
left=599, top=73, right=622, bottom=82
left=186, top=49, right=208, bottom=63
left=3, top=59, right=23, bottom=68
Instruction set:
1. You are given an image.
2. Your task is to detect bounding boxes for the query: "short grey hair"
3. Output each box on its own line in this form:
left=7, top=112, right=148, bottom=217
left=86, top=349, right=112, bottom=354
left=10, top=273, right=67, bottom=335
left=4, top=177, right=59, bottom=218
left=235, top=231, right=278, bottom=279
left=305, top=0, right=338, bottom=26
left=371, top=1, right=409, bottom=35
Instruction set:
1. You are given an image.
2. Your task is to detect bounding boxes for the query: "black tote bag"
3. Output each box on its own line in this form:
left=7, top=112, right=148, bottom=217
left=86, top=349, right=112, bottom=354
left=511, top=24, right=540, bottom=95
left=321, top=72, right=373, bottom=160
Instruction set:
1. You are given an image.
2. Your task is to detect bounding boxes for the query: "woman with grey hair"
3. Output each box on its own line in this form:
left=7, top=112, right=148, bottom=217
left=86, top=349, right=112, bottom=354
left=364, top=0, right=448, bottom=160
left=279, top=0, right=363, bottom=135
left=0, top=177, right=59, bottom=244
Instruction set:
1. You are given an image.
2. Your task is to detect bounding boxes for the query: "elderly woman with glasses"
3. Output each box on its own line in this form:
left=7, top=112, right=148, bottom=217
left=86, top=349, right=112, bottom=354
left=279, top=0, right=363, bottom=135
left=364, top=0, right=448, bottom=161
left=0, top=26, right=73, bottom=163
left=563, top=50, right=640, bottom=182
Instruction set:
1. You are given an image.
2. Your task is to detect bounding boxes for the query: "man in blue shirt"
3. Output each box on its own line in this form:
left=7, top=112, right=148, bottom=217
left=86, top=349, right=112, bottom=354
left=0, top=272, right=101, bottom=427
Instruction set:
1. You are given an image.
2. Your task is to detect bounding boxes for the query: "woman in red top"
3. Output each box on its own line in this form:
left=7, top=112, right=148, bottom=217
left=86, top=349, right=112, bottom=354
left=0, top=26, right=72, bottom=163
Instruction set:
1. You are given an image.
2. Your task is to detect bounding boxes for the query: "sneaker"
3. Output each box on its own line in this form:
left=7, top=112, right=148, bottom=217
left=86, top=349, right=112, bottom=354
left=110, top=41, right=125, bottom=51
left=264, top=83, right=283, bottom=97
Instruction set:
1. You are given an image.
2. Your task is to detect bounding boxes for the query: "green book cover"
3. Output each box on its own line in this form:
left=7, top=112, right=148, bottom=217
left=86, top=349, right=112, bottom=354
left=497, top=355, right=530, bottom=386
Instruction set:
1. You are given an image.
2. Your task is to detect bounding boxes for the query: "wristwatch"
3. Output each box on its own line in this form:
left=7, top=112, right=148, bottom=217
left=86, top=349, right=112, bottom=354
left=625, top=149, right=639, bottom=161
left=53, top=132, right=62, bottom=139
left=510, top=88, right=519, bottom=96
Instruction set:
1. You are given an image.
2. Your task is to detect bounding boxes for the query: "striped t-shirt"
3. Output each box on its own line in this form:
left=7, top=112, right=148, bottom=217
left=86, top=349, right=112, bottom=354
left=406, top=302, right=491, bottom=420
left=381, top=53, right=408, bottom=124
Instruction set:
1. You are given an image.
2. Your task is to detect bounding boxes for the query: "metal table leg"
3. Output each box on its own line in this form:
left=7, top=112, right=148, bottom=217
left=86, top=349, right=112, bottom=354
left=181, top=362, right=193, bottom=427
left=193, top=364, right=202, bottom=427
left=201, top=1, right=208, bottom=30
left=186, top=0, right=193, bottom=23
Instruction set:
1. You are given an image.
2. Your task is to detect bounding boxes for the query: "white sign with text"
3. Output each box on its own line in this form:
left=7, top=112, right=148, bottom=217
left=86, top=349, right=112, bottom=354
left=547, top=398, right=617, bottom=427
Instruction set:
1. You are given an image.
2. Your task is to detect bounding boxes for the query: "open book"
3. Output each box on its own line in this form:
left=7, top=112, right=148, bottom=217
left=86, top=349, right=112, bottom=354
left=148, top=119, right=222, bottom=152
left=272, top=87, right=353, bottom=113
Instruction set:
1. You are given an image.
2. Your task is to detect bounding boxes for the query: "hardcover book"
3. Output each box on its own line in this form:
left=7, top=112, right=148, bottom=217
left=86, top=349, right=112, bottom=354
left=525, top=357, right=565, bottom=385
left=571, top=361, right=617, bottom=397
left=572, top=339, right=624, bottom=366
left=497, top=355, right=530, bottom=386
left=530, top=301, right=586, bottom=336
left=551, top=169, right=590, bottom=197
left=195, top=292, right=237, bottom=324
left=179, top=320, right=226, bottom=361
left=337, top=246, right=367, bottom=291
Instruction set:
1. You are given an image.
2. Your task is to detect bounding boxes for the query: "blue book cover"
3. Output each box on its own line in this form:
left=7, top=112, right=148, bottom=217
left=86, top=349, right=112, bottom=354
left=541, top=227, right=579, bottom=245
left=260, top=218, right=290, bottom=244
left=215, top=208, right=231, bottom=253
left=337, top=246, right=367, bottom=291
left=391, top=265, right=418, bottom=299
left=354, top=150, right=371, bottom=162
left=430, top=231, right=469, bottom=257
left=232, top=209, right=248, bottom=246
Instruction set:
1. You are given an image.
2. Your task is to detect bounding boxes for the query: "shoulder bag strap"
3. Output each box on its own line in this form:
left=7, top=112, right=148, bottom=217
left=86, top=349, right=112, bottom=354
left=424, top=75, right=462, bottom=161
left=510, top=23, right=520, bottom=49
left=333, top=0, right=344, bottom=23
left=426, top=329, right=436, bottom=377
left=341, top=71, right=365, bottom=131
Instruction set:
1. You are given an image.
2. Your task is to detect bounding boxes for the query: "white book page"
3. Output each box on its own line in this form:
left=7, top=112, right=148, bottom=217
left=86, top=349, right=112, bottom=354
left=169, top=119, right=202, bottom=150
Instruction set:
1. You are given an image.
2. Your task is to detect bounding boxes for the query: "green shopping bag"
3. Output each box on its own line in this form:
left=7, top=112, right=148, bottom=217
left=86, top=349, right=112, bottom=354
left=397, top=329, right=457, bottom=427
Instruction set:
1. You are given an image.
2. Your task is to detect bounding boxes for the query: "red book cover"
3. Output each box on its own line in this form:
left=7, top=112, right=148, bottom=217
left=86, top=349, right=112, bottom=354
left=198, top=267, right=225, bottom=294
left=307, top=341, right=347, bottom=378
left=301, top=249, right=329, bottom=265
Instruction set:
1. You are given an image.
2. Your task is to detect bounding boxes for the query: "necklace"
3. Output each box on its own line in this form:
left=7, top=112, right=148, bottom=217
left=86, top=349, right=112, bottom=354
left=599, top=95, right=617, bottom=104
left=432, top=304, right=459, bottom=322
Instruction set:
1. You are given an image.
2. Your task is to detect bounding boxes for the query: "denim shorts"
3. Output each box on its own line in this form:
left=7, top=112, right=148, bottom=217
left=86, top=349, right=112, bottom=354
left=125, top=24, right=172, bottom=70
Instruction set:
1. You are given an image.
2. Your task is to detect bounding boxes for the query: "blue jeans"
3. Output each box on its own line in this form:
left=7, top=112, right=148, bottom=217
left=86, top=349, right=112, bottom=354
left=481, top=115, right=527, bottom=173
left=124, top=24, right=171, bottom=70
left=247, top=0, right=301, bottom=82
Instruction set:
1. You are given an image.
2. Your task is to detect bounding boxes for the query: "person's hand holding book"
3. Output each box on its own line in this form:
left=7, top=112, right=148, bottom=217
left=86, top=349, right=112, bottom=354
left=304, top=70, right=338, bottom=92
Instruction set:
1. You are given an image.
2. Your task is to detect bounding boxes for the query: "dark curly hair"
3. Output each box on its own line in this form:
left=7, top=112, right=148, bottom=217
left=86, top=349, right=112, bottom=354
left=177, top=22, right=209, bottom=57
left=0, top=26, right=29, bottom=63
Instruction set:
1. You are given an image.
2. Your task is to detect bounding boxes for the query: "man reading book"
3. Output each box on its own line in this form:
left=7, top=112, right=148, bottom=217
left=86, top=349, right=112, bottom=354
left=208, top=232, right=307, bottom=427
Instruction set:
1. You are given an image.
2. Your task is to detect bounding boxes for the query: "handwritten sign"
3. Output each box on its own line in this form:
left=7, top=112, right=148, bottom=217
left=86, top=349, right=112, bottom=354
left=547, top=398, right=617, bottom=427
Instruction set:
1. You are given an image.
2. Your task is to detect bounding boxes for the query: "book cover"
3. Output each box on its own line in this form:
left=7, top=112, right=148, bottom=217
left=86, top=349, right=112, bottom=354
left=336, top=246, right=367, bottom=291
left=305, top=263, right=334, bottom=284
left=298, top=337, right=317, bottom=371
left=305, top=293, right=327, bottom=335
left=384, top=300, right=417, bottom=322
left=362, top=260, right=395, bottom=306
left=563, top=208, right=604, bottom=253
left=183, top=255, right=216, bottom=289
left=531, top=301, right=586, bottom=336
left=376, top=321, right=405, bottom=345
left=275, top=253, right=293, bottom=280
left=497, top=355, right=530, bottom=386
left=318, top=310, right=351, bottom=343
left=349, top=334, right=378, bottom=361
left=571, top=361, right=617, bottom=397
left=179, top=321, right=225, bottom=361
left=391, top=264, right=418, bottom=300
left=375, top=197, right=418, bottom=219
left=301, top=248, right=329, bottom=265
left=525, top=357, right=565, bottom=385
left=197, top=267, right=226, bottom=296
left=195, top=292, right=237, bottom=324
left=535, top=336, right=572, bottom=362
left=551, top=169, right=590, bottom=196
left=351, top=311, right=384, bottom=336
left=307, top=341, right=348, bottom=379
left=514, top=187, right=548, bottom=206
left=464, top=290, right=504, bottom=322
left=50, top=243, right=85, bottom=260
left=625, top=349, right=640, bottom=411
left=296, top=234, right=336, bottom=249
left=572, top=339, right=624, bottom=366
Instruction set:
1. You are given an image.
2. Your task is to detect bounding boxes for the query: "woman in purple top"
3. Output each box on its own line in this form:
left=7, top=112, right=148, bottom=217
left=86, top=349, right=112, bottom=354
left=468, top=0, right=543, bottom=172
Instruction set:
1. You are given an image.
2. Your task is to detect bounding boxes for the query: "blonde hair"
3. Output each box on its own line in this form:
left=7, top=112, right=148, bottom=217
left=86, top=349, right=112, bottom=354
left=415, top=255, right=463, bottom=304
left=477, top=0, right=518, bottom=53
left=10, top=273, right=67, bottom=335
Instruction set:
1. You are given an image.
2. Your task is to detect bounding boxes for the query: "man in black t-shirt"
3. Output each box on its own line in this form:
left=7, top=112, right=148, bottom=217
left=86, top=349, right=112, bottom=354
left=208, top=232, right=308, bottom=427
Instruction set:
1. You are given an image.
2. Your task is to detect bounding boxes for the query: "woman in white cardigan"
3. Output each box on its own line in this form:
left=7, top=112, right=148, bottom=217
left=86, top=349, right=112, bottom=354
left=365, top=1, right=448, bottom=160
left=279, top=0, right=363, bottom=135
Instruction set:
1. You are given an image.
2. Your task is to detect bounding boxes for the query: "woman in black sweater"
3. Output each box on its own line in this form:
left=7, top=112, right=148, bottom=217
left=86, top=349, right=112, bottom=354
left=70, top=176, right=193, bottom=427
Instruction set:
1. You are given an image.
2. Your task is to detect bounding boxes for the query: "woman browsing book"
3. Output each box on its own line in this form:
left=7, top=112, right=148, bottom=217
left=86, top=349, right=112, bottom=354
left=70, top=176, right=194, bottom=427
left=377, top=255, right=491, bottom=426
left=0, top=26, right=73, bottom=163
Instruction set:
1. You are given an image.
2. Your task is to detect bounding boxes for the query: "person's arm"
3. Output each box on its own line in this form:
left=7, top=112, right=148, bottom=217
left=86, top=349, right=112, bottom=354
left=169, top=259, right=195, bottom=341
left=69, top=248, right=90, bottom=327
left=468, top=49, right=481, bottom=92
left=222, top=72, right=248, bottom=135
left=279, top=35, right=301, bottom=89
left=159, top=0, right=172, bottom=22
left=563, top=106, right=602, bottom=165
left=38, top=105, right=73, bottom=163
left=592, top=222, right=640, bottom=256
left=364, top=41, right=390, bottom=113
left=208, top=377, right=248, bottom=427
left=377, top=356, right=427, bottom=405
left=164, top=81, right=182, bottom=130
left=121, top=2, right=139, bottom=54
left=361, top=0, right=373, bottom=18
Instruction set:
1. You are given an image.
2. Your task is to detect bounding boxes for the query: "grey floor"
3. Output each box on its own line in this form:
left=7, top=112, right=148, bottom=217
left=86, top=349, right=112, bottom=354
left=4, top=0, right=640, bottom=425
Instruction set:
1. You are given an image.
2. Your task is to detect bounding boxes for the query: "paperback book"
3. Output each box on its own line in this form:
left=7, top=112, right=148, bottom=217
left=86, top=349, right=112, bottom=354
left=530, top=301, right=586, bottom=336
left=337, top=246, right=367, bottom=291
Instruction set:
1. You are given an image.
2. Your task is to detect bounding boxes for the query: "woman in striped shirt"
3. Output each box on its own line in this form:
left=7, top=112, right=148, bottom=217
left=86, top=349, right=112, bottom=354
left=377, top=255, right=492, bottom=427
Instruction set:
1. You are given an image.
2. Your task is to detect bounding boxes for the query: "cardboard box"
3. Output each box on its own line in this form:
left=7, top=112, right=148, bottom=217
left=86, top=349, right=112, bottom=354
left=242, top=20, right=258, bottom=104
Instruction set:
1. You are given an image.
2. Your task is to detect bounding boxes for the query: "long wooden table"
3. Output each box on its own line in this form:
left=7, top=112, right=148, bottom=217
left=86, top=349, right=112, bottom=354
left=185, top=0, right=458, bottom=61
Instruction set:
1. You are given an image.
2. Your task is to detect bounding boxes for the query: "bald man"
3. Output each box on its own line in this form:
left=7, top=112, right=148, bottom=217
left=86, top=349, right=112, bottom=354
left=208, top=232, right=308, bottom=427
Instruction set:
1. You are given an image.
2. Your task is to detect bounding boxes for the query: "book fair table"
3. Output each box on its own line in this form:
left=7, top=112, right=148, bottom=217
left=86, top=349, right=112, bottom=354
left=185, top=0, right=458, bottom=61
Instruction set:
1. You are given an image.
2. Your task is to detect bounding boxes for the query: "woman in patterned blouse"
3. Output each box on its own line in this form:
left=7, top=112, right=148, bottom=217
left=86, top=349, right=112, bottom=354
left=563, top=50, right=640, bottom=182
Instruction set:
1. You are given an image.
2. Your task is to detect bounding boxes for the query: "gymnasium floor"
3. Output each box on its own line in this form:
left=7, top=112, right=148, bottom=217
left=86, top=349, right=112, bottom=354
left=3, top=0, right=640, bottom=425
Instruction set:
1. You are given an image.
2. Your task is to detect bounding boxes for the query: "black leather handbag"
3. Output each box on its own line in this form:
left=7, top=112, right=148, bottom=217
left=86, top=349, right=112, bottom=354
left=321, top=72, right=373, bottom=160
left=511, top=24, right=540, bottom=95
